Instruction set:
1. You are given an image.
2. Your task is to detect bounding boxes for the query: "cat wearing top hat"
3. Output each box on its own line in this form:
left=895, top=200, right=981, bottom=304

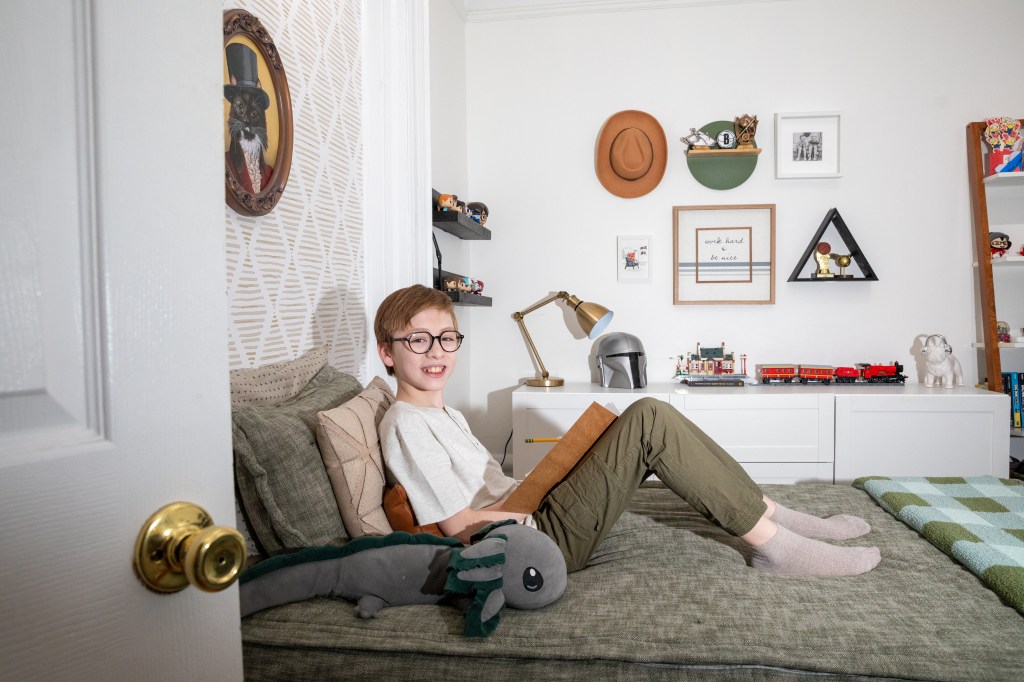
left=225, top=43, right=274, bottom=195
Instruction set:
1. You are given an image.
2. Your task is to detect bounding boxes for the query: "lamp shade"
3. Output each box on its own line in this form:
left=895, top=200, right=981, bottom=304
left=576, top=301, right=613, bottom=339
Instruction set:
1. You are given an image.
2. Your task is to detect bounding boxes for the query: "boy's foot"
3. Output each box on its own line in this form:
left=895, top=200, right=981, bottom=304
left=769, top=503, right=871, bottom=540
left=751, top=525, right=881, bottom=577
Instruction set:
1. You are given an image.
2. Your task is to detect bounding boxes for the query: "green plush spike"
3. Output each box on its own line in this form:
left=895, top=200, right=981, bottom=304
left=463, top=586, right=504, bottom=637
left=240, top=532, right=460, bottom=583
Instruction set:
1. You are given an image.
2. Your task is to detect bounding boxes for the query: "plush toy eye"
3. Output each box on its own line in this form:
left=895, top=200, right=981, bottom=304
left=522, top=567, right=543, bottom=592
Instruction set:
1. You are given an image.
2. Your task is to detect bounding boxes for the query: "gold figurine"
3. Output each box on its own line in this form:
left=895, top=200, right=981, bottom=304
left=734, top=114, right=758, bottom=149
left=830, top=252, right=853, bottom=278
left=813, top=242, right=835, bottom=278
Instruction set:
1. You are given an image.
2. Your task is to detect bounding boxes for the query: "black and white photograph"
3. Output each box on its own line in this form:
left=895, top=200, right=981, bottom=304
left=792, top=131, right=823, bottom=161
left=775, top=112, right=842, bottom=178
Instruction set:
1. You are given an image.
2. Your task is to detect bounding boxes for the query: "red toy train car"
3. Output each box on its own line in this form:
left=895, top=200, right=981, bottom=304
left=758, top=362, right=906, bottom=385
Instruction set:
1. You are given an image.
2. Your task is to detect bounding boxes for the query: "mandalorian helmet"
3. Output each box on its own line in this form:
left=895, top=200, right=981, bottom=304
left=596, top=333, right=647, bottom=388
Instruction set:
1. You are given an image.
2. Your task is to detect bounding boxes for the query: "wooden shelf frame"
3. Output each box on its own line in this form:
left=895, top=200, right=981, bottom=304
left=966, top=120, right=1024, bottom=392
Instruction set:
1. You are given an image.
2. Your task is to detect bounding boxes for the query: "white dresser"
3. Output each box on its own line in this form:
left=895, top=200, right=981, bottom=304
left=511, top=382, right=1009, bottom=483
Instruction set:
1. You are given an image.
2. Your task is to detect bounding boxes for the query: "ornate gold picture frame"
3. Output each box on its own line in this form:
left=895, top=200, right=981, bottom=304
left=223, top=9, right=293, bottom=216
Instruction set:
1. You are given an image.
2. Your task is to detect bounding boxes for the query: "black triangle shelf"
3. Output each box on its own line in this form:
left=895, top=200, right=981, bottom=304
left=788, top=208, right=878, bottom=282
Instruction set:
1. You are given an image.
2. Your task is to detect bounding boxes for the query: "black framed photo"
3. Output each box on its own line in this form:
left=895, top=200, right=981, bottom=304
left=223, top=9, right=293, bottom=216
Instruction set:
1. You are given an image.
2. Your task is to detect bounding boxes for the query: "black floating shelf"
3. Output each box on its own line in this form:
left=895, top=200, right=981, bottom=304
left=788, top=207, right=878, bottom=282
left=432, top=211, right=491, bottom=239
left=433, top=268, right=492, bottom=307
left=444, top=290, right=493, bottom=306
left=431, top=188, right=491, bottom=239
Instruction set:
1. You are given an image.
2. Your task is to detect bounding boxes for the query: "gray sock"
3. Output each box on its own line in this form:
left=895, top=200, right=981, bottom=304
left=769, top=503, right=871, bottom=540
left=752, top=525, right=881, bottom=577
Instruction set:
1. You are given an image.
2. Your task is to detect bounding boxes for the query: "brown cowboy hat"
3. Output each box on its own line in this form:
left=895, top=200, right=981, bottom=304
left=595, top=110, right=667, bottom=198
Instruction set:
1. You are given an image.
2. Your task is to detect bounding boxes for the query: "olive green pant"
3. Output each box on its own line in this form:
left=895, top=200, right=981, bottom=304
left=533, top=397, right=767, bottom=572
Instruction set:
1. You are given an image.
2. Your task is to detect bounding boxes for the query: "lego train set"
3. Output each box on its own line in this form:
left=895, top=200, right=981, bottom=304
left=756, top=362, right=907, bottom=385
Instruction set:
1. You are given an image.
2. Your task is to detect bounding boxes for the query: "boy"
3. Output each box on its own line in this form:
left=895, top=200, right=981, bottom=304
left=377, top=285, right=880, bottom=576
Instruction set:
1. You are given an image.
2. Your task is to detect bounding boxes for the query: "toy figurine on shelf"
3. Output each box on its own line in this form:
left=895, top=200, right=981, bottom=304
left=456, top=200, right=468, bottom=214
left=437, top=193, right=458, bottom=212
left=734, top=114, right=758, bottom=149
left=467, top=201, right=489, bottom=225
left=812, top=242, right=835, bottom=278
left=997, top=321, right=1012, bottom=343
left=679, top=128, right=715, bottom=150
left=442, top=276, right=460, bottom=293
left=990, top=231, right=1012, bottom=258
left=983, top=117, right=1022, bottom=174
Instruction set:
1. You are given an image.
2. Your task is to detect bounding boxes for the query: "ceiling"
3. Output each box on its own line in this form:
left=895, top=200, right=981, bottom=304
left=456, top=0, right=788, bottom=22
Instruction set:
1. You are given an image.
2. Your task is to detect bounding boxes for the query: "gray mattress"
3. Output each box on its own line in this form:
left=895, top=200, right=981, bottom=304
left=241, top=483, right=1024, bottom=681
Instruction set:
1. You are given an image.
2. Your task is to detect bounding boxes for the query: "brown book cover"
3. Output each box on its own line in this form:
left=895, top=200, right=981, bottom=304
left=501, top=402, right=618, bottom=514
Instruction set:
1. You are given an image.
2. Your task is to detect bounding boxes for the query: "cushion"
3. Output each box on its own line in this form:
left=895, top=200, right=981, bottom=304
left=316, top=377, right=396, bottom=537
left=229, top=345, right=329, bottom=407
left=232, top=364, right=362, bottom=554
left=383, top=483, right=443, bottom=537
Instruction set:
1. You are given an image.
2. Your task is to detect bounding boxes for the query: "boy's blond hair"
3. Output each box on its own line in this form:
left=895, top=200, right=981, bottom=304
left=374, top=285, right=457, bottom=375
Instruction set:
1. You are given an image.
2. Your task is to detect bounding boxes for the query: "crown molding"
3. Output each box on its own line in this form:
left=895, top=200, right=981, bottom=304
left=447, top=0, right=468, bottom=21
left=463, top=0, right=792, bottom=23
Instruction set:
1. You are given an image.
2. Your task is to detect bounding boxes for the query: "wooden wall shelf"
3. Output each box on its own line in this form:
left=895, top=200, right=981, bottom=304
left=686, top=148, right=762, bottom=157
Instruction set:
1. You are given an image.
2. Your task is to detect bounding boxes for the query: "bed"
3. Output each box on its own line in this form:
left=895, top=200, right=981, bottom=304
left=232, top=354, right=1024, bottom=681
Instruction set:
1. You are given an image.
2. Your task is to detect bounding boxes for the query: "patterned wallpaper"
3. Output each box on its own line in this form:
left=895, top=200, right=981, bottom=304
left=224, top=0, right=366, bottom=376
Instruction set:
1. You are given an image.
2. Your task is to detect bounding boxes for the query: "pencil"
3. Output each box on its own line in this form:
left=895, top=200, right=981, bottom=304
left=524, top=437, right=561, bottom=443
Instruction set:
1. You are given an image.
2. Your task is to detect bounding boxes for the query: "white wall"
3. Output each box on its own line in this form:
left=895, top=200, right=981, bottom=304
left=224, top=0, right=367, bottom=375
left=432, top=0, right=1024, bottom=454
left=430, top=0, right=473, bottom=407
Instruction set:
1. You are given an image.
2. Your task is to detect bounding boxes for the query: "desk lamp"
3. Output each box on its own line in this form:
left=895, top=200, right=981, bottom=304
left=512, top=291, right=613, bottom=387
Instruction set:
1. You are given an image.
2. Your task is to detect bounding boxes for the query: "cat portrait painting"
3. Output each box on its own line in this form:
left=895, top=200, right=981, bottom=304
left=225, top=41, right=278, bottom=195
left=223, top=9, right=293, bottom=217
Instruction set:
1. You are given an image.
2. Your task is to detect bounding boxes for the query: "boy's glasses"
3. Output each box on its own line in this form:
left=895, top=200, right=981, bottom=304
left=389, top=331, right=465, bottom=354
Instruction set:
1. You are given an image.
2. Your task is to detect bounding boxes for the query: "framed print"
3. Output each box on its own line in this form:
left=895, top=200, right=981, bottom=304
left=224, top=9, right=293, bottom=216
left=617, top=235, right=651, bottom=282
left=673, top=204, right=775, bottom=304
left=774, top=112, right=841, bottom=179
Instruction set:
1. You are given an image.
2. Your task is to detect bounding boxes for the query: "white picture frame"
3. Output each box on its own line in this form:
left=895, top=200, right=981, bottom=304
left=617, top=235, right=651, bottom=282
left=774, top=112, right=842, bottom=179
left=673, top=204, right=775, bottom=305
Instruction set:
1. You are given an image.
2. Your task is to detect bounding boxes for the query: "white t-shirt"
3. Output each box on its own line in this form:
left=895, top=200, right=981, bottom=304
left=379, top=401, right=518, bottom=525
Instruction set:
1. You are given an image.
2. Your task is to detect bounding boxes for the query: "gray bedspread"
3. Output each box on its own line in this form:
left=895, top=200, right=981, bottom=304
left=241, top=483, right=1024, bottom=681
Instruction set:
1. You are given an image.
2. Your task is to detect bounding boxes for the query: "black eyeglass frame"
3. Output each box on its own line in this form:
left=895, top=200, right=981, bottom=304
left=387, top=331, right=465, bottom=354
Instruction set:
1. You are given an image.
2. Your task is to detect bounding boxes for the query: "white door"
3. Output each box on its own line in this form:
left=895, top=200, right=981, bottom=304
left=0, top=2, right=242, bottom=680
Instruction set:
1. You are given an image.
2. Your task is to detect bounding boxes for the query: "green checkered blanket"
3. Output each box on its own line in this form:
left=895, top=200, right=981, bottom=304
left=854, top=475, right=1024, bottom=615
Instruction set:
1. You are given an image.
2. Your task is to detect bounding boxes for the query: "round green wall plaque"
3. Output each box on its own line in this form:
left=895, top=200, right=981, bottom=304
left=685, top=120, right=758, bottom=190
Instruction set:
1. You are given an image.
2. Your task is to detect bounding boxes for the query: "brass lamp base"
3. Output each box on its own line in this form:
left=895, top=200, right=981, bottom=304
left=525, top=377, right=565, bottom=387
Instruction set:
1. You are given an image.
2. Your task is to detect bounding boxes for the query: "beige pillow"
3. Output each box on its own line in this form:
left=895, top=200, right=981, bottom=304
left=229, top=346, right=329, bottom=407
left=316, top=376, right=396, bottom=537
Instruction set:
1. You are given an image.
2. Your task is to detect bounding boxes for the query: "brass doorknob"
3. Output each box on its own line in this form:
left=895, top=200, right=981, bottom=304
left=133, top=501, right=246, bottom=594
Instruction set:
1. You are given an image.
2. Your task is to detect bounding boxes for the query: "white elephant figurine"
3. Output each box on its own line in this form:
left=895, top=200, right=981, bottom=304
left=921, top=334, right=964, bottom=389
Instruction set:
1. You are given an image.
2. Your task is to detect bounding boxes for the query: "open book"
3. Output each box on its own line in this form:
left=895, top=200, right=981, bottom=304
left=501, top=402, right=618, bottom=514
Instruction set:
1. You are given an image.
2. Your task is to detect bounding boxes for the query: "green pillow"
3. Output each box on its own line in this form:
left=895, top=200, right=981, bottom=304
left=232, top=364, right=362, bottom=554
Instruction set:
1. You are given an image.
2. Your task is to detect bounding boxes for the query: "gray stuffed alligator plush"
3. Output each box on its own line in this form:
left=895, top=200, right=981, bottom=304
left=239, top=521, right=567, bottom=637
